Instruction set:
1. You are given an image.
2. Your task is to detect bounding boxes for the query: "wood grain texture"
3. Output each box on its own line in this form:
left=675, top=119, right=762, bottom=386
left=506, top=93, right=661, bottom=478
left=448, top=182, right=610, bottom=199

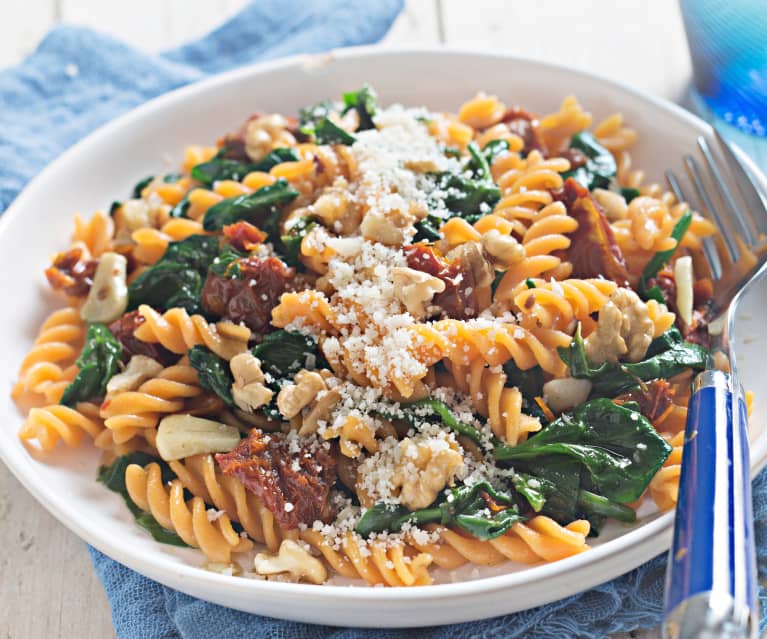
left=1, top=1, right=689, bottom=637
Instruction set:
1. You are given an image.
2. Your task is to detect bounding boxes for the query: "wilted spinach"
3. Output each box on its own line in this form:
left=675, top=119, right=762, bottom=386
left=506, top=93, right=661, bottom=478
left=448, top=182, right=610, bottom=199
left=127, top=234, right=219, bottom=314
left=560, top=131, right=616, bottom=190
left=191, top=147, right=300, bottom=187
left=203, top=179, right=298, bottom=231
left=355, top=482, right=525, bottom=540
left=98, top=453, right=188, bottom=547
left=638, top=209, right=693, bottom=299
left=558, top=324, right=707, bottom=396
left=252, top=330, right=324, bottom=379
left=60, top=323, right=122, bottom=406
left=313, top=118, right=357, bottom=145
left=493, top=399, right=671, bottom=503
left=132, top=175, right=154, bottom=198
left=280, top=217, right=317, bottom=266
left=188, top=345, right=234, bottom=407
left=502, top=359, right=544, bottom=400
left=342, top=85, right=378, bottom=131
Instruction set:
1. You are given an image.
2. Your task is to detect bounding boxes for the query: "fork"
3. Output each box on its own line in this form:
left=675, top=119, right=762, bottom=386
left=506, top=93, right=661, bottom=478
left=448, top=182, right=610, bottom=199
left=661, top=130, right=767, bottom=639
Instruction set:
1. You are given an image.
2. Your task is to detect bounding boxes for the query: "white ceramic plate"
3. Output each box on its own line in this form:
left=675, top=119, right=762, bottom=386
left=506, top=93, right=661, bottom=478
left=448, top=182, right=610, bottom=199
left=2, top=48, right=767, bottom=628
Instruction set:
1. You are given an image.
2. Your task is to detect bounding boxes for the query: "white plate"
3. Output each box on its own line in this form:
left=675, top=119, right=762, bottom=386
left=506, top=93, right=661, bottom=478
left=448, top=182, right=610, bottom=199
left=2, top=48, right=767, bottom=628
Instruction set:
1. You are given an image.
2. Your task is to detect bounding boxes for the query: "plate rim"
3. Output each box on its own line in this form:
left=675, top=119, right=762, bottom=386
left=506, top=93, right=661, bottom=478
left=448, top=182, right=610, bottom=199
left=3, top=44, right=767, bottom=612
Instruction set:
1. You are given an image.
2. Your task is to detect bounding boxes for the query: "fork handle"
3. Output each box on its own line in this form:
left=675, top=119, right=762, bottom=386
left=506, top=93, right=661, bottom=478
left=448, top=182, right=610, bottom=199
left=662, top=370, right=758, bottom=639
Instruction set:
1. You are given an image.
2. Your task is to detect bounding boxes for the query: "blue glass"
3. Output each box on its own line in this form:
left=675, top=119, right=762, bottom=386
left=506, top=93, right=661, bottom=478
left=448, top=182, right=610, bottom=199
left=680, top=0, right=767, bottom=137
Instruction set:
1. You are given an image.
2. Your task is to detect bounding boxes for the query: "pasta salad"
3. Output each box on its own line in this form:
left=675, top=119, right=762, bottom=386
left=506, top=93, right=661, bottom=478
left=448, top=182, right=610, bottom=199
left=13, top=86, right=721, bottom=586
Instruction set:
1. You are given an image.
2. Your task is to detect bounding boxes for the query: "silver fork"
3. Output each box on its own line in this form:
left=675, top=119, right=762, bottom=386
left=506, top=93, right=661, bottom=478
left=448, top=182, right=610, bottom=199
left=662, top=130, right=767, bottom=639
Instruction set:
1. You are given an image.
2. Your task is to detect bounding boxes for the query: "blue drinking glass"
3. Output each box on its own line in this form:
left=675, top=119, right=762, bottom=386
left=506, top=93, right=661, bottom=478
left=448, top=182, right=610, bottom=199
left=680, top=0, right=767, bottom=141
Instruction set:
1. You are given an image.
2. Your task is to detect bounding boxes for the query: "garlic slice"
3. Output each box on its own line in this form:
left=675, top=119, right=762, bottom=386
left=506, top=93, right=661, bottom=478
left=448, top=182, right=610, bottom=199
left=80, top=252, right=128, bottom=323
left=543, top=378, right=593, bottom=414
left=674, top=256, right=694, bottom=326
left=156, top=415, right=241, bottom=462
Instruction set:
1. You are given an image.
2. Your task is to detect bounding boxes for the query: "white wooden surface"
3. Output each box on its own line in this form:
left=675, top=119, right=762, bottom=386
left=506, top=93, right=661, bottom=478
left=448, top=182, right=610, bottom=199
left=1, top=2, right=688, bottom=637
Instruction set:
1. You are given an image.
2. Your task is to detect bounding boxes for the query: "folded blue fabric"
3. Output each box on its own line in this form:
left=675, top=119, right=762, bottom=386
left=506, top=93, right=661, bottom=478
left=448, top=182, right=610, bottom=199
left=3, top=2, right=767, bottom=637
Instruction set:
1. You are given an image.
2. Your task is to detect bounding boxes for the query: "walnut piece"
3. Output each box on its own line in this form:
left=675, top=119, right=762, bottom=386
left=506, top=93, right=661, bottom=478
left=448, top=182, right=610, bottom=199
left=311, top=179, right=361, bottom=235
left=253, top=539, right=327, bottom=584
left=480, top=229, right=526, bottom=268
left=277, top=369, right=327, bottom=419
left=391, top=266, right=446, bottom=319
left=391, top=435, right=464, bottom=510
left=360, top=207, right=416, bottom=246
left=584, top=287, right=654, bottom=364
left=230, top=352, right=273, bottom=413
left=446, top=241, right=494, bottom=288
left=244, top=114, right=296, bottom=162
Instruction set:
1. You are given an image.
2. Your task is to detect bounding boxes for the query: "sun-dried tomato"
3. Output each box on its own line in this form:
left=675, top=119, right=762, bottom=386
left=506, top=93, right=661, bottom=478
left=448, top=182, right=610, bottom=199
left=502, top=107, right=544, bottom=154
left=404, top=244, right=480, bottom=319
left=108, top=311, right=176, bottom=365
left=44, top=247, right=99, bottom=297
left=555, top=178, right=630, bottom=286
left=201, top=256, right=294, bottom=334
left=614, top=379, right=675, bottom=426
left=216, top=429, right=337, bottom=529
left=222, top=221, right=267, bottom=252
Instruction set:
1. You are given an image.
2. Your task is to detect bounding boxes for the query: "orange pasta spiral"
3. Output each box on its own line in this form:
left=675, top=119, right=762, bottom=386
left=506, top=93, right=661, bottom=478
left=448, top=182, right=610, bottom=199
left=18, top=402, right=104, bottom=452
left=133, top=305, right=251, bottom=360
left=125, top=462, right=253, bottom=564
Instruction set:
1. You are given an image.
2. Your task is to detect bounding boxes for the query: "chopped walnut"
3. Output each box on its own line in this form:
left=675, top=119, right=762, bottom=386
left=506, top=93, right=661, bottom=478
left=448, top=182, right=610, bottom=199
left=391, top=266, right=446, bottom=319
left=360, top=207, right=415, bottom=246
left=244, top=114, right=296, bottom=162
left=277, top=369, right=327, bottom=419
left=230, top=352, right=273, bottom=413
left=311, top=179, right=361, bottom=235
left=446, top=241, right=494, bottom=288
left=480, top=229, right=526, bottom=268
left=254, top=540, right=327, bottom=584
left=391, top=436, right=464, bottom=510
left=584, top=287, right=654, bottom=364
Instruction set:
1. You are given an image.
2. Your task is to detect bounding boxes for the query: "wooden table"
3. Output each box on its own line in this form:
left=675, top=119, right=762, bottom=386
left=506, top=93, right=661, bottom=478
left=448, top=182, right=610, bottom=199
left=1, top=2, right=688, bottom=637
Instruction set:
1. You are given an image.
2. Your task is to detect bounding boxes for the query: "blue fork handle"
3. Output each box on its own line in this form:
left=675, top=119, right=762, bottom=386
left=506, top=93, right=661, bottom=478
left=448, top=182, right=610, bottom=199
left=663, top=370, right=758, bottom=639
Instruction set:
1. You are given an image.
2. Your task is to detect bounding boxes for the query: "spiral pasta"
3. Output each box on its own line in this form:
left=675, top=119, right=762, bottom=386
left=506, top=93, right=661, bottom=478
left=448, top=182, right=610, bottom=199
left=131, top=218, right=206, bottom=265
left=18, top=402, right=104, bottom=452
left=72, top=211, right=114, bottom=257
left=133, top=305, right=251, bottom=360
left=444, top=359, right=541, bottom=445
left=12, top=307, right=86, bottom=408
left=125, top=462, right=253, bottom=564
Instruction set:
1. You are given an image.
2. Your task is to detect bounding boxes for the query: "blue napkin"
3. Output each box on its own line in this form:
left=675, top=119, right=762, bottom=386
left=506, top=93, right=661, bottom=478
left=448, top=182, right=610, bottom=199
left=2, top=2, right=767, bottom=636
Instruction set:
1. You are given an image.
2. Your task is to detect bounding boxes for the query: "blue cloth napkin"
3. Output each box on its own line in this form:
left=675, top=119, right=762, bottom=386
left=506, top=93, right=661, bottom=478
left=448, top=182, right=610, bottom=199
left=2, top=2, right=767, bottom=636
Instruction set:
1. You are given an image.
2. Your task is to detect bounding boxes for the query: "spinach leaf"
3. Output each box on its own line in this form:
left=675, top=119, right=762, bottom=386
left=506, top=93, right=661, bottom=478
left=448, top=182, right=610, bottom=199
left=208, top=244, right=245, bottom=278
left=620, top=187, right=640, bottom=203
left=466, top=142, right=492, bottom=181
left=98, top=453, right=188, bottom=547
left=435, top=172, right=501, bottom=222
left=189, top=345, right=234, bottom=406
left=342, top=85, right=378, bottom=131
left=493, top=399, right=671, bottom=503
left=280, top=217, right=317, bottom=267
left=299, top=100, right=338, bottom=137
left=128, top=234, right=219, bottom=314
left=502, top=359, right=544, bottom=399
left=109, top=201, right=122, bottom=216
left=60, top=323, right=122, bottom=406
left=252, top=330, right=324, bottom=379
left=168, top=193, right=191, bottom=218
left=355, top=482, right=525, bottom=540
left=558, top=324, right=707, bottom=395
left=397, top=398, right=493, bottom=446
left=132, top=175, right=154, bottom=198
left=560, top=131, right=616, bottom=190
left=639, top=209, right=693, bottom=293
left=413, top=214, right=445, bottom=242
left=203, top=179, right=299, bottom=231
left=576, top=489, right=636, bottom=524
left=191, top=148, right=300, bottom=187
left=313, top=118, right=357, bottom=146
left=481, top=139, right=510, bottom=163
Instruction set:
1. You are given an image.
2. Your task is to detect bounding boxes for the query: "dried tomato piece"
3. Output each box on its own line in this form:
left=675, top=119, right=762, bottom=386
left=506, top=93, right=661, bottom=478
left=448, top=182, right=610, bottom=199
left=222, top=221, right=267, bottom=252
left=201, top=256, right=294, bottom=334
left=216, top=429, right=337, bottom=529
left=614, top=379, right=675, bottom=426
left=555, top=178, right=630, bottom=286
left=501, top=107, right=544, bottom=154
left=404, top=244, right=482, bottom=319
left=45, top=247, right=99, bottom=297
left=108, top=311, right=176, bottom=365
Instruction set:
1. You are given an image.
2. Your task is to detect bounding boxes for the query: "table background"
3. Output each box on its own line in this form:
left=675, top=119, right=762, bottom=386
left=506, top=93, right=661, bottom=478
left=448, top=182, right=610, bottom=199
left=1, top=1, right=691, bottom=637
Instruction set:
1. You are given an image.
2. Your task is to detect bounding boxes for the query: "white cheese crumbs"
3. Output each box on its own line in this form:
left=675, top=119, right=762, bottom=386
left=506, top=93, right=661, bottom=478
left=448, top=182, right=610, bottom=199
left=284, top=502, right=295, bottom=513
left=206, top=509, right=225, bottom=522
